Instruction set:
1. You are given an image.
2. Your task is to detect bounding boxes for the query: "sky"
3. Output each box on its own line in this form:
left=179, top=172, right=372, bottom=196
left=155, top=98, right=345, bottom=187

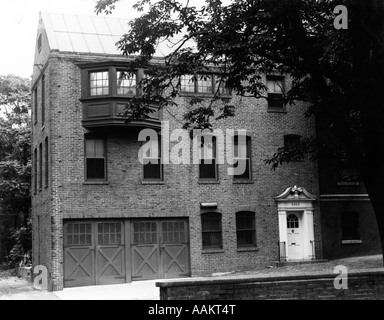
left=0, top=0, right=139, bottom=79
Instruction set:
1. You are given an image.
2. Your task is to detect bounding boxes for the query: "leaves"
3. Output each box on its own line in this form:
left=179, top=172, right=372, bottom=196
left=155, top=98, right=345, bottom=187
left=95, top=0, right=384, bottom=171
left=0, top=74, right=31, bottom=225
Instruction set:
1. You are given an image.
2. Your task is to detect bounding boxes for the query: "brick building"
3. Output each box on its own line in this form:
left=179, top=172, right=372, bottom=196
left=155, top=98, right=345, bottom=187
left=31, top=12, right=379, bottom=291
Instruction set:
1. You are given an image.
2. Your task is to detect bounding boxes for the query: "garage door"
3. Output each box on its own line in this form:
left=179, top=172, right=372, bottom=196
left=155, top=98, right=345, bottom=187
left=64, top=220, right=126, bottom=288
left=64, top=219, right=190, bottom=288
left=132, top=220, right=190, bottom=280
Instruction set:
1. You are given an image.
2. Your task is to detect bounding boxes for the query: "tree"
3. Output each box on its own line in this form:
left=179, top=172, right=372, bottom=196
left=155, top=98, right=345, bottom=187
left=95, top=0, right=384, bottom=257
left=0, top=74, right=31, bottom=262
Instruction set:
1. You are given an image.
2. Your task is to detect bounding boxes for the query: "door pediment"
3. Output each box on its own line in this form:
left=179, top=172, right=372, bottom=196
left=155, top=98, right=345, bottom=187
left=275, top=186, right=316, bottom=202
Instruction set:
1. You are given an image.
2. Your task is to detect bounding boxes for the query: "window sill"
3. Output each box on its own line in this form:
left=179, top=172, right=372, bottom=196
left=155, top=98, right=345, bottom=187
left=83, top=181, right=110, bottom=185
left=142, top=180, right=165, bottom=185
left=237, top=247, right=259, bottom=252
left=337, top=182, right=360, bottom=186
left=179, top=92, right=232, bottom=99
left=342, top=240, right=362, bottom=244
left=267, top=108, right=287, bottom=114
left=233, top=180, right=254, bottom=184
left=80, top=94, right=135, bottom=102
left=198, top=180, right=220, bottom=184
left=202, top=249, right=224, bottom=254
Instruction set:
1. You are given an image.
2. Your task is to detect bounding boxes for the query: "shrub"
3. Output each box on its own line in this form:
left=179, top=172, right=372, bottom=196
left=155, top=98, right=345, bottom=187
left=7, top=219, right=32, bottom=267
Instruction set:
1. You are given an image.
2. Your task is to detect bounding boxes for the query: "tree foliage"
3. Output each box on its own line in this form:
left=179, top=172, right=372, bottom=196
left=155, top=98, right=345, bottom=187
left=0, top=74, right=31, bottom=246
left=95, top=0, right=383, bottom=170
left=7, top=219, right=32, bottom=267
left=95, top=0, right=384, bottom=255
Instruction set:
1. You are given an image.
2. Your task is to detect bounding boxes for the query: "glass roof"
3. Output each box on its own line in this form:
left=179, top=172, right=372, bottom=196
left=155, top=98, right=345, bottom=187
left=40, top=11, right=196, bottom=57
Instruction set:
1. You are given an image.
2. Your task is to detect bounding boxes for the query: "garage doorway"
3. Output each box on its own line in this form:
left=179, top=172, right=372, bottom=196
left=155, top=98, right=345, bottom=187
left=63, top=219, right=190, bottom=288
left=131, top=220, right=190, bottom=280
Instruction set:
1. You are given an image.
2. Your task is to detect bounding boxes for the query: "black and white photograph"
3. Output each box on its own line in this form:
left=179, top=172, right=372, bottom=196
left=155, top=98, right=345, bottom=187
left=0, top=0, right=384, bottom=308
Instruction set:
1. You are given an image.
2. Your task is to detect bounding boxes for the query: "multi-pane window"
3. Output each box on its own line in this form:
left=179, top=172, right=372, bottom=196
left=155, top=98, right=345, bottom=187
left=117, top=70, right=136, bottom=95
left=197, top=74, right=213, bottom=94
left=90, top=71, right=109, bottom=96
left=34, top=148, right=37, bottom=193
left=65, top=223, right=92, bottom=246
left=267, top=76, right=284, bottom=109
left=217, top=78, right=231, bottom=95
left=233, top=135, right=251, bottom=180
left=180, top=74, right=196, bottom=92
left=41, top=75, right=45, bottom=125
left=39, top=143, right=42, bottom=190
left=45, top=138, right=48, bottom=188
left=201, top=212, right=222, bottom=249
left=132, top=221, right=157, bottom=244
left=342, top=212, right=360, bottom=240
left=85, top=138, right=106, bottom=180
left=180, top=74, right=230, bottom=95
left=287, top=214, right=299, bottom=228
left=162, top=221, right=186, bottom=244
left=199, top=136, right=217, bottom=180
left=143, top=137, right=162, bottom=180
left=97, top=222, right=122, bottom=245
left=236, top=212, right=256, bottom=247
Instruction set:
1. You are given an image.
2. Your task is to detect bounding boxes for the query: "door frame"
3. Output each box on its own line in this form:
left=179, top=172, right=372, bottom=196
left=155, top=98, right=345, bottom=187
left=275, top=186, right=317, bottom=261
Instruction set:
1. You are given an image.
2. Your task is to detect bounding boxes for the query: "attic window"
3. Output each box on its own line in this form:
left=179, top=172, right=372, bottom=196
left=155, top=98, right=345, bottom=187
left=38, top=34, right=42, bottom=52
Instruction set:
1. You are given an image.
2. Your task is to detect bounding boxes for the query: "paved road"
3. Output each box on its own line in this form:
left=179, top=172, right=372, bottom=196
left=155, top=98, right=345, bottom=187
left=1, top=254, right=383, bottom=300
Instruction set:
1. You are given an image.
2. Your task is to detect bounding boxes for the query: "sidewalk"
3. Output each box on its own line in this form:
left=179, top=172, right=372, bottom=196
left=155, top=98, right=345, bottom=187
left=231, top=254, right=384, bottom=278
left=1, top=254, right=383, bottom=300
left=0, top=275, right=159, bottom=300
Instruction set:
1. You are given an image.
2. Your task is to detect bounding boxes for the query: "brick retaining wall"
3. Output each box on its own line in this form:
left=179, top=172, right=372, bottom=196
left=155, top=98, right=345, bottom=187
left=156, top=269, right=384, bottom=300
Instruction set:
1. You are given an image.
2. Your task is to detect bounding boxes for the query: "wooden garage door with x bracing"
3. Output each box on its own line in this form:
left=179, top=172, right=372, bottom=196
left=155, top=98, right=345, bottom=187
left=131, top=220, right=190, bottom=280
left=64, top=222, right=95, bottom=288
left=96, top=222, right=126, bottom=285
left=64, top=221, right=126, bottom=287
left=161, top=220, right=190, bottom=279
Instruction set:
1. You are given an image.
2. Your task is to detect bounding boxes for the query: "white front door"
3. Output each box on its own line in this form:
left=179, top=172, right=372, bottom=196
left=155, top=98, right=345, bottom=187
left=287, top=213, right=303, bottom=260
